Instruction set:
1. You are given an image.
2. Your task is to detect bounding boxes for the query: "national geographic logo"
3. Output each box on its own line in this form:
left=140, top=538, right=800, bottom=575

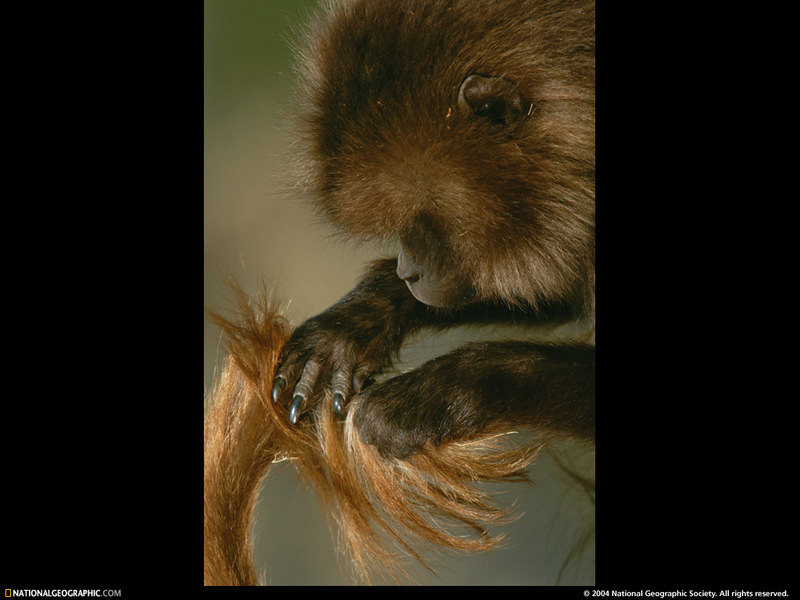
left=4, top=591, right=121, bottom=598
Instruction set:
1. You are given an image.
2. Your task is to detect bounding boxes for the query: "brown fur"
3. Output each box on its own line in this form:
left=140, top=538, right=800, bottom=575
left=204, top=287, right=551, bottom=585
left=294, top=0, right=595, bottom=316
left=206, top=0, right=596, bottom=585
left=272, top=0, right=595, bottom=455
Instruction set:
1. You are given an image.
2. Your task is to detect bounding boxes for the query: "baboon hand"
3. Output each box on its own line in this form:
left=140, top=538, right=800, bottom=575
left=352, top=349, right=484, bottom=459
left=271, top=311, right=396, bottom=424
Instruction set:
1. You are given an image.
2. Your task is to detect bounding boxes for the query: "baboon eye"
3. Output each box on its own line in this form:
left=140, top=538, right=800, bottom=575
left=457, top=74, right=527, bottom=127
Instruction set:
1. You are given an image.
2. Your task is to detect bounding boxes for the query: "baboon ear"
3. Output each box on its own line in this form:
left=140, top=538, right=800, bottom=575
left=457, top=74, right=527, bottom=126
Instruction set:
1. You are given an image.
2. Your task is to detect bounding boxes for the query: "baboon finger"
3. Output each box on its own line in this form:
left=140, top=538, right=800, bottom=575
left=289, top=359, right=322, bottom=423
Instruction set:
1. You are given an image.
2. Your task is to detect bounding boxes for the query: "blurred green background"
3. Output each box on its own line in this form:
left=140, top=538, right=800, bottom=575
left=204, top=0, right=594, bottom=585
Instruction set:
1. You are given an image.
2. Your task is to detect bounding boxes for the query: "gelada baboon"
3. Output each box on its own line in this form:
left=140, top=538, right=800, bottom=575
left=205, top=0, right=594, bottom=585
left=273, top=0, right=595, bottom=458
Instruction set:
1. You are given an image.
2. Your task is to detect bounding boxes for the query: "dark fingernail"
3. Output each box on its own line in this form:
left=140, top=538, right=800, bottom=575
left=271, top=377, right=286, bottom=403
left=289, top=394, right=304, bottom=424
left=332, top=393, right=345, bottom=420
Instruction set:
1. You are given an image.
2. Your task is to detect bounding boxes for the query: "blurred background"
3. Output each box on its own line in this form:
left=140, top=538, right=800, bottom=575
left=204, top=0, right=595, bottom=585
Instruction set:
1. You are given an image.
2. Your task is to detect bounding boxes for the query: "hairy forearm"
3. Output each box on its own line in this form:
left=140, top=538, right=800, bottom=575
left=354, top=341, right=594, bottom=458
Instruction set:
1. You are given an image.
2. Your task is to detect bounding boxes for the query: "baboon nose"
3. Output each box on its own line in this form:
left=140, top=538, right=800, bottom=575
left=396, top=247, right=421, bottom=283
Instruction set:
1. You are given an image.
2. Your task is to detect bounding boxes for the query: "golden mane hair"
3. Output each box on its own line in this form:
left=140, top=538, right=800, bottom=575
left=203, top=286, right=554, bottom=585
